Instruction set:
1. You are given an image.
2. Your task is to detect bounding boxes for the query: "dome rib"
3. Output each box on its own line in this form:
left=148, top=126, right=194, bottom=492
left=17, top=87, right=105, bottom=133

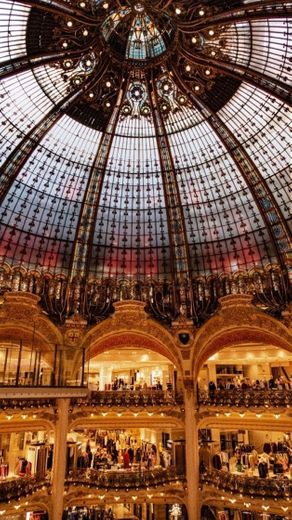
left=179, top=48, right=291, bottom=106
left=170, top=66, right=291, bottom=270
left=147, top=72, right=193, bottom=284
left=69, top=77, right=127, bottom=281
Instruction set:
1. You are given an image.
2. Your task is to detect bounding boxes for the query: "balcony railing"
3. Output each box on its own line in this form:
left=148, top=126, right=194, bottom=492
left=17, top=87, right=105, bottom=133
left=0, top=476, right=49, bottom=503
left=0, top=398, right=56, bottom=411
left=0, top=264, right=289, bottom=325
left=66, top=466, right=185, bottom=489
left=199, top=389, right=292, bottom=408
left=200, top=470, right=291, bottom=500
left=72, top=390, right=184, bottom=408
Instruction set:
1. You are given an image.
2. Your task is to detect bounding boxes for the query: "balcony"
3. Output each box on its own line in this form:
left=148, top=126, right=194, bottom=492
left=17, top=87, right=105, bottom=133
left=0, top=476, right=50, bottom=503
left=200, top=470, right=291, bottom=500
left=66, top=466, right=185, bottom=490
left=199, top=389, right=292, bottom=409
left=72, top=390, right=184, bottom=409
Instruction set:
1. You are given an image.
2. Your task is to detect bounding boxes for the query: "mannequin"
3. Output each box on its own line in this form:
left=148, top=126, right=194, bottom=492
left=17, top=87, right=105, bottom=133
left=258, top=454, right=268, bottom=478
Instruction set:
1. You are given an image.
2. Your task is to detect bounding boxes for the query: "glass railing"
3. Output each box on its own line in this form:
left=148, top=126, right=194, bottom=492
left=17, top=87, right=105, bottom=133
left=72, top=389, right=184, bottom=408
left=200, top=469, right=291, bottom=499
left=0, top=475, right=50, bottom=503
left=198, top=389, right=292, bottom=408
left=66, top=466, right=185, bottom=489
left=0, top=343, right=87, bottom=387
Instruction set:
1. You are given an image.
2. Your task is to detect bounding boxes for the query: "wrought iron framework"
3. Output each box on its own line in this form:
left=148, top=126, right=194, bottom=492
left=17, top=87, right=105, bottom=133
left=0, top=0, right=291, bottom=326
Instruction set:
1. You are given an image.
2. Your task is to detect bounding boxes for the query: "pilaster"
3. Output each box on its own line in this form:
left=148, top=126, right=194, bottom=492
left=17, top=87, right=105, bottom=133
left=184, top=380, right=199, bottom=520
left=51, top=398, right=69, bottom=520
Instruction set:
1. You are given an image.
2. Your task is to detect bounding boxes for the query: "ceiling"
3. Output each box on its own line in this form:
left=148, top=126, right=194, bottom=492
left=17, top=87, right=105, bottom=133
left=0, top=0, right=291, bottom=286
left=89, top=347, right=173, bottom=371
left=207, top=345, right=292, bottom=364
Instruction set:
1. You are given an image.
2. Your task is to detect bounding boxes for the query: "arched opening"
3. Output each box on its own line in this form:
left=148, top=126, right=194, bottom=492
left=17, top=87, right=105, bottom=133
left=192, top=295, right=292, bottom=381
left=198, top=343, right=292, bottom=398
left=0, top=292, right=65, bottom=387
left=73, top=301, right=184, bottom=390
left=87, top=346, right=177, bottom=394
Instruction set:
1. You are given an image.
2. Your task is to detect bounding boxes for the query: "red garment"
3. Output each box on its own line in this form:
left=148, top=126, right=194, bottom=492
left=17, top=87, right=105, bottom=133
left=123, top=451, right=130, bottom=469
left=0, top=464, right=8, bottom=477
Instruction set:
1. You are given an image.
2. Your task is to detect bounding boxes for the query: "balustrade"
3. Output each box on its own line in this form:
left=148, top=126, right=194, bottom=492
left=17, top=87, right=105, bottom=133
left=0, top=398, right=56, bottom=411
left=200, top=470, right=291, bottom=500
left=66, top=466, right=185, bottom=489
left=72, top=390, right=184, bottom=408
left=0, top=476, right=49, bottom=503
left=199, top=389, right=292, bottom=408
left=0, top=265, right=288, bottom=325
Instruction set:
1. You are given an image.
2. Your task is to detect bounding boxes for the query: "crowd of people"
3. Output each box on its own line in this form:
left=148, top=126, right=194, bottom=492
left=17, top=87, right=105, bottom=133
left=106, top=378, right=164, bottom=391
left=207, top=375, right=291, bottom=395
left=63, top=507, right=114, bottom=520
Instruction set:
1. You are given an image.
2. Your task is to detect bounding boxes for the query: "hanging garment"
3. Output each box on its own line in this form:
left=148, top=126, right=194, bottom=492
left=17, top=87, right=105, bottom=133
left=0, top=464, right=8, bottom=477
left=263, top=442, right=271, bottom=454
left=212, top=453, right=222, bottom=470
left=123, top=451, right=130, bottom=469
left=258, top=462, right=268, bottom=478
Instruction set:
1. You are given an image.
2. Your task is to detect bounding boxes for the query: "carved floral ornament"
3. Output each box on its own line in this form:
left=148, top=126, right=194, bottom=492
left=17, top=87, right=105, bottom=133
left=1, top=291, right=291, bottom=385
left=81, top=300, right=185, bottom=372
left=0, top=292, right=63, bottom=348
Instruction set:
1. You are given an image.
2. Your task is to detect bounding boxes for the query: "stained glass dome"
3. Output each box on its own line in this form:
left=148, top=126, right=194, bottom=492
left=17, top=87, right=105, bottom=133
left=102, top=4, right=175, bottom=62
left=0, top=0, right=291, bottom=323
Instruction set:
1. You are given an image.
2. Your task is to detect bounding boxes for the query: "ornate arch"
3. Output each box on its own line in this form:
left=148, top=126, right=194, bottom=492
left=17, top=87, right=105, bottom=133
left=80, top=301, right=183, bottom=374
left=192, top=295, right=292, bottom=379
left=0, top=292, right=63, bottom=348
left=0, top=418, right=55, bottom=434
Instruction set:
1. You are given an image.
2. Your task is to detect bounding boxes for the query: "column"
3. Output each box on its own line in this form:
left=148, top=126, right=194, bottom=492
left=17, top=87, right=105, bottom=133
left=7, top=433, right=19, bottom=477
left=99, top=364, right=112, bottom=390
left=52, top=398, right=69, bottom=520
left=141, top=503, right=147, bottom=520
left=207, top=363, right=217, bottom=385
left=184, top=382, right=199, bottom=520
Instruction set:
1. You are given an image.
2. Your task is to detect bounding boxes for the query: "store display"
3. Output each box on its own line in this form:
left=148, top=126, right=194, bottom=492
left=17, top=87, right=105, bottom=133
left=67, top=428, right=174, bottom=478
left=25, top=512, right=48, bottom=520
